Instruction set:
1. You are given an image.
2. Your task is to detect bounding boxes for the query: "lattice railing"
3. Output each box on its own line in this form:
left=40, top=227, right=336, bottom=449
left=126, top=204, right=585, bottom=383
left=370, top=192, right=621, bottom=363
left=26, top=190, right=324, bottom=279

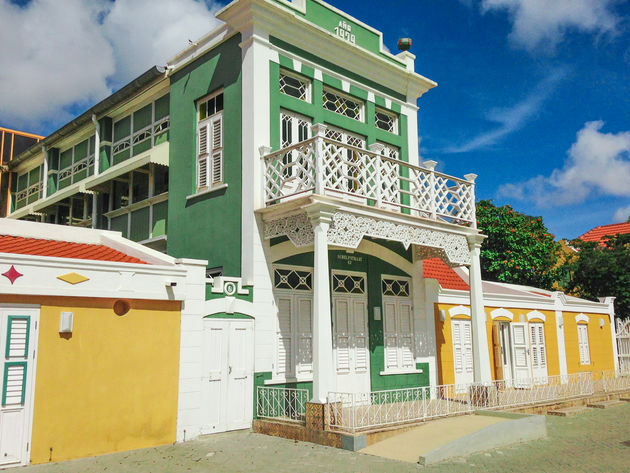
left=257, top=386, right=310, bottom=423
left=262, top=125, right=476, bottom=227
left=328, top=373, right=595, bottom=433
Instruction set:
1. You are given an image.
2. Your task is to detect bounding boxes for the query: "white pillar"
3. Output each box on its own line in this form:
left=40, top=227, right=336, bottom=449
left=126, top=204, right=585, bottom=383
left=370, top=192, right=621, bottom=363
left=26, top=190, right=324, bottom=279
left=468, top=240, right=492, bottom=384
left=553, top=293, right=569, bottom=381
left=306, top=203, right=336, bottom=403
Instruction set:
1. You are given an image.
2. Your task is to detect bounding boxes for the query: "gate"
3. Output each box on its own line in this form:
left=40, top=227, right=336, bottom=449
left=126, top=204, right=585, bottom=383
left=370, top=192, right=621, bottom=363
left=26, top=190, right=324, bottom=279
left=616, top=319, right=630, bottom=373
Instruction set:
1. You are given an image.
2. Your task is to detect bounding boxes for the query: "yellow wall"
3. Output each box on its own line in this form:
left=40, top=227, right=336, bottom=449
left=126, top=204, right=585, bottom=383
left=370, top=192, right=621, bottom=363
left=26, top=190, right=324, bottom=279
left=435, top=303, right=560, bottom=384
left=0, top=295, right=181, bottom=464
left=563, top=311, right=614, bottom=375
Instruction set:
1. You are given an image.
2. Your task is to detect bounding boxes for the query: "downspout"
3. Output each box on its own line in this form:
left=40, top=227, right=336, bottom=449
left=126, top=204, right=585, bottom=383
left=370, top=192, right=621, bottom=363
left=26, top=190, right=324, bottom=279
left=91, top=114, right=100, bottom=229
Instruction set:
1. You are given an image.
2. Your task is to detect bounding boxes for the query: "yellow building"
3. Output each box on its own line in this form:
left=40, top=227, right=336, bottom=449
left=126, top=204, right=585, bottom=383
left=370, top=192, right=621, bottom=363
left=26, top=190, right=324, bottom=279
left=0, top=219, right=206, bottom=466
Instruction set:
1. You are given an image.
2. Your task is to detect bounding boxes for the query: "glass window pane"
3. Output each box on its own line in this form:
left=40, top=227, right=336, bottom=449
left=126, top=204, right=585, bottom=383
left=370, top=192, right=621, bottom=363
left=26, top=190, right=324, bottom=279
left=132, top=171, right=149, bottom=203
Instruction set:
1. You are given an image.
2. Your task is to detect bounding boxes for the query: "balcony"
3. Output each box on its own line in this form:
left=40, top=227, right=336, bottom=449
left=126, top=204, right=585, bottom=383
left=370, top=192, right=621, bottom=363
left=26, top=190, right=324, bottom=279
left=262, top=125, right=477, bottom=229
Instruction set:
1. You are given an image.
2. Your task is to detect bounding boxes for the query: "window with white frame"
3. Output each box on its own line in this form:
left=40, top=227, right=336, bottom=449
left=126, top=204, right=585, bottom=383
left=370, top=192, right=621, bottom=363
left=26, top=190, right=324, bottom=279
left=13, top=165, right=43, bottom=210
left=578, top=324, right=590, bottom=365
left=322, top=87, right=364, bottom=121
left=281, top=110, right=312, bottom=178
left=279, top=69, right=311, bottom=102
left=325, top=126, right=366, bottom=193
left=273, top=266, right=313, bottom=378
left=197, top=91, right=224, bottom=190
left=382, top=277, right=415, bottom=372
left=375, top=107, right=398, bottom=134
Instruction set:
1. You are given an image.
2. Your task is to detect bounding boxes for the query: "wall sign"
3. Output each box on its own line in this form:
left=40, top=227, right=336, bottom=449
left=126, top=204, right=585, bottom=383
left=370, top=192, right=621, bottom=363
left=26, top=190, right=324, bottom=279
left=333, top=20, right=356, bottom=44
left=337, top=254, right=363, bottom=265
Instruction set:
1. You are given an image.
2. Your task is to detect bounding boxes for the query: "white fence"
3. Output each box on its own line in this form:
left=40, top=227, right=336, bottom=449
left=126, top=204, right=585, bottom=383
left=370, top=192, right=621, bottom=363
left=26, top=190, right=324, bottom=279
left=263, top=127, right=476, bottom=227
left=327, top=371, right=629, bottom=433
left=256, top=386, right=309, bottom=422
left=617, top=319, right=630, bottom=373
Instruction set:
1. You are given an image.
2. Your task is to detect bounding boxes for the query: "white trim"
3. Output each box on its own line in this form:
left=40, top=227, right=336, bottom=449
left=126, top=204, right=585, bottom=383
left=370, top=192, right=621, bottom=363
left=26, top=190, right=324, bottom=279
left=490, top=307, right=514, bottom=320
left=204, top=297, right=256, bottom=317
left=379, top=368, right=423, bottom=376
left=448, top=305, right=470, bottom=318
left=527, top=310, right=546, bottom=322
left=576, top=313, right=590, bottom=324
left=185, top=183, right=228, bottom=201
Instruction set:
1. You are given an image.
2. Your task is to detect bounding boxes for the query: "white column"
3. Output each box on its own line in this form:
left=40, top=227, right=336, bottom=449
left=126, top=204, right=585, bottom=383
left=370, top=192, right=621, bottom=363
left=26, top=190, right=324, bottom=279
left=601, top=296, right=618, bottom=372
left=468, top=240, right=492, bottom=384
left=41, top=146, right=48, bottom=198
left=306, top=203, right=336, bottom=403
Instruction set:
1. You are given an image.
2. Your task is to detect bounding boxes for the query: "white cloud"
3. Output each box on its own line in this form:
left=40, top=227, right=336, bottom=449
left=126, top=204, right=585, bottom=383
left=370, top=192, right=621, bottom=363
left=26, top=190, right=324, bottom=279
left=613, top=204, right=630, bottom=223
left=443, top=69, right=565, bottom=153
left=0, top=0, right=222, bottom=132
left=481, top=0, right=620, bottom=52
left=498, top=121, right=630, bottom=208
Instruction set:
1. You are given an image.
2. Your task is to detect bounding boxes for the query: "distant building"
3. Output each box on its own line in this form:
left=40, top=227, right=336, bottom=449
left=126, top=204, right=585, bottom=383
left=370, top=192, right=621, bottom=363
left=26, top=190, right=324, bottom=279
left=579, top=222, right=630, bottom=246
left=0, top=127, right=44, bottom=217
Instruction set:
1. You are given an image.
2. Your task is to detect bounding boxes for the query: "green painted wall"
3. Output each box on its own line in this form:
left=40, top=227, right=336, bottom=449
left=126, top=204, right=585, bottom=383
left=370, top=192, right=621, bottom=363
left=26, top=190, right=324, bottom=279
left=167, top=34, right=243, bottom=277
left=275, top=247, right=430, bottom=391
left=270, top=0, right=405, bottom=68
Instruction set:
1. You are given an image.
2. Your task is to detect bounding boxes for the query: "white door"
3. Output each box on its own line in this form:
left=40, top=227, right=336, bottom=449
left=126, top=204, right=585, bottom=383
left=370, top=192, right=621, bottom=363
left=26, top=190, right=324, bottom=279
left=0, top=308, right=39, bottom=467
left=451, top=319, right=474, bottom=390
left=510, top=322, right=531, bottom=387
left=332, top=272, right=370, bottom=394
left=529, top=323, right=548, bottom=384
left=499, top=322, right=513, bottom=383
left=201, top=319, right=254, bottom=434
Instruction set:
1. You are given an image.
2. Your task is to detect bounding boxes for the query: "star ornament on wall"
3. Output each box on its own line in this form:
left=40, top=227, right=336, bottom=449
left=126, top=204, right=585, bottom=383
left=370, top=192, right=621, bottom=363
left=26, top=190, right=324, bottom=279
left=2, top=265, right=23, bottom=285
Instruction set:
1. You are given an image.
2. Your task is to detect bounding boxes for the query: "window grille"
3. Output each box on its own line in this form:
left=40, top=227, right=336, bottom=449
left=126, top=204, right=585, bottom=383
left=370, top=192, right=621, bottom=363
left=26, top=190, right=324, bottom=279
left=279, top=70, right=310, bottom=102
left=322, top=87, right=363, bottom=121
left=375, top=107, right=398, bottom=133
left=382, top=278, right=410, bottom=297
left=332, top=273, right=365, bottom=294
left=274, top=268, right=313, bottom=291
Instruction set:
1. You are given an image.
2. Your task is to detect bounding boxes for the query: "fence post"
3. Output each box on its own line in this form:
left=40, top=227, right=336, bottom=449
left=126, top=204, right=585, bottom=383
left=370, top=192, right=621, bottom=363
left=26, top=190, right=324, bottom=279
left=422, top=160, right=437, bottom=221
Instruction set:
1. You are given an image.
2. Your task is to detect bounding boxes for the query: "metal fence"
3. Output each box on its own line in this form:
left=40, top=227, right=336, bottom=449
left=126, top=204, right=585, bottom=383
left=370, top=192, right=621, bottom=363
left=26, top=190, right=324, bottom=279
left=256, top=386, right=309, bottom=423
left=327, top=372, right=603, bottom=433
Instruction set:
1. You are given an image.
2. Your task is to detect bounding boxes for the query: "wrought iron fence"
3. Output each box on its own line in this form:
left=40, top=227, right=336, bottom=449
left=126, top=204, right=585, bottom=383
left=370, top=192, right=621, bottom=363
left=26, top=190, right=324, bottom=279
left=328, top=373, right=596, bottom=433
left=592, top=370, right=630, bottom=393
left=263, top=125, right=476, bottom=227
left=256, top=386, right=309, bottom=423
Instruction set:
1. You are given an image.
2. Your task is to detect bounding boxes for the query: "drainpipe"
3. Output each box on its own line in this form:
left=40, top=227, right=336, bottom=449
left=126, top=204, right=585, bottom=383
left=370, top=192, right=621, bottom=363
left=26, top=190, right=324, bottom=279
left=91, top=114, right=100, bottom=228
left=41, top=146, right=48, bottom=198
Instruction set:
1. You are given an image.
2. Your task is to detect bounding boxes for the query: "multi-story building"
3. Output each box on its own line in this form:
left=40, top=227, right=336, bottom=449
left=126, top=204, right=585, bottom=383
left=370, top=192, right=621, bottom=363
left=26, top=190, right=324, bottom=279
left=2, top=0, right=616, bottom=457
left=0, top=127, right=43, bottom=217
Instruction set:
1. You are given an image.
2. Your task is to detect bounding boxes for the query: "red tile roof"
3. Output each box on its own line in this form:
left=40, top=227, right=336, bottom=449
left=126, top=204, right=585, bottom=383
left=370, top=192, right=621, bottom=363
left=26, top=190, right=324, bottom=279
left=0, top=235, right=148, bottom=264
left=423, top=258, right=469, bottom=290
left=579, top=222, right=630, bottom=244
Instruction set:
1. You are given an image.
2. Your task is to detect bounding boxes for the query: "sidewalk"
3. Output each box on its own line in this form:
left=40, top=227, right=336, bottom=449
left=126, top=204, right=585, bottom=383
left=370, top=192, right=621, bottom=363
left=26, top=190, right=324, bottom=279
left=21, top=404, right=630, bottom=473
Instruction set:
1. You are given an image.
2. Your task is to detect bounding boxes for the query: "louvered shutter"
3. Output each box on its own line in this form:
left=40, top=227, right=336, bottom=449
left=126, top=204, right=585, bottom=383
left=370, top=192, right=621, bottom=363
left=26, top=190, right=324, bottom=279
left=452, top=321, right=463, bottom=374
left=578, top=325, right=590, bottom=365
left=399, top=303, right=414, bottom=369
left=296, top=296, right=312, bottom=374
left=538, top=325, right=546, bottom=366
left=211, top=115, right=223, bottom=184
left=383, top=301, right=398, bottom=369
left=277, top=297, right=292, bottom=376
left=463, top=321, right=473, bottom=373
left=530, top=325, right=539, bottom=368
left=197, top=122, right=209, bottom=188
left=3, top=316, right=30, bottom=406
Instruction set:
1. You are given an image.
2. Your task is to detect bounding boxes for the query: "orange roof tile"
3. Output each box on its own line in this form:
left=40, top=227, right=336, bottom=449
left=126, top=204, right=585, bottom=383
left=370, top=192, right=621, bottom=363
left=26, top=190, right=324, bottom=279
left=423, top=258, right=469, bottom=290
left=0, top=235, right=148, bottom=264
left=578, top=222, right=630, bottom=244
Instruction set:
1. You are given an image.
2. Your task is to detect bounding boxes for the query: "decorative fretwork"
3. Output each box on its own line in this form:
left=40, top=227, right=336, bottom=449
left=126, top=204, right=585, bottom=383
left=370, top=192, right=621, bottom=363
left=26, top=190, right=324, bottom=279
left=333, top=273, right=365, bottom=294
left=59, top=155, right=95, bottom=183
left=262, top=128, right=476, bottom=227
left=382, top=278, right=410, bottom=297
left=263, top=211, right=471, bottom=267
left=274, top=267, right=313, bottom=291
left=322, top=88, right=363, bottom=121
left=375, top=107, right=397, bottom=133
left=279, top=70, right=310, bottom=102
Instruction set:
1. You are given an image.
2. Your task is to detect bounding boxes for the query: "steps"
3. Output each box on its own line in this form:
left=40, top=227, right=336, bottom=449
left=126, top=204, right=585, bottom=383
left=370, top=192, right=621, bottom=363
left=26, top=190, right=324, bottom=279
left=587, top=400, right=627, bottom=409
left=547, top=406, right=588, bottom=417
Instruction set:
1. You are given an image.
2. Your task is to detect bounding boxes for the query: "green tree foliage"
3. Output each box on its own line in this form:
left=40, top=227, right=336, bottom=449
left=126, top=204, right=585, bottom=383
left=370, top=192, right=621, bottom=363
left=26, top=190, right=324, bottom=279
left=566, top=233, right=630, bottom=319
left=476, top=200, right=561, bottom=289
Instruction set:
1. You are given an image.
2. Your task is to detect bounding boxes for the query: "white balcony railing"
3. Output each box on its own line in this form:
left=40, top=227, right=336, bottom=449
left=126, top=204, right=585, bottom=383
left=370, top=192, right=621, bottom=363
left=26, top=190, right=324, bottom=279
left=257, top=386, right=310, bottom=423
left=263, top=125, right=477, bottom=227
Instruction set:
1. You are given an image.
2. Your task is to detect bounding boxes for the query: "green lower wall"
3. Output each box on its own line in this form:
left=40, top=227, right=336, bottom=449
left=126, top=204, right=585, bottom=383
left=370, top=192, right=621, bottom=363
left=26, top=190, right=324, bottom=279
left=274, top=245, right=428, bottom=393
left=253, top=372, right=314, bottom=419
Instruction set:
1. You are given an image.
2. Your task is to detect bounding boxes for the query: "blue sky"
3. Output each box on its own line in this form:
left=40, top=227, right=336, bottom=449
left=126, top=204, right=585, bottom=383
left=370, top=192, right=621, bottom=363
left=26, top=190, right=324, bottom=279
left=1, top=0, right=629, bottom=239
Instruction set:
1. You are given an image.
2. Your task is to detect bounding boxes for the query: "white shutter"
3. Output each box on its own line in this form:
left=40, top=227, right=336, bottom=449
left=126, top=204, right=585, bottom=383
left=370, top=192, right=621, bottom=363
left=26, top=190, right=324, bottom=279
left=452, top=321, right=463, bottom=374
left=399, top=303, right=414, bottom=369
left=3, top=316, right=30, bottom=407
left=211, top=116, right=223, bottom=184
left=578, top=325, right=590, bottom=365
left=538, top=326, right=546, bottom=366
left=383, top=301, right=398, bottom=370
left=296, top=297, right=312, bottom=374
left=197, top=123, right=209, bottom=188
left=277, top=297, right=292, bottom=376
left=463, top=321, right=473, bottom=373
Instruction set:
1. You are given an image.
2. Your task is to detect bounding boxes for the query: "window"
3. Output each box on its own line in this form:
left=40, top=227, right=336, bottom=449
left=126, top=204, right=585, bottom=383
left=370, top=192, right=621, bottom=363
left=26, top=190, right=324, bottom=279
left=325, top=126, right=366, bottom=193
left=578, top=324, right=590, bottom=365
left=273, top=266, right=313, bottom=378
left=197, top=91, right=224, bottom=190
left=322, top=87, right=363, bottom=121
left=382, top=277, right=415, bottom=372
left=281, top=111, right=312, bottom=178
left=375, top=107, right=398, bottom=133
left=14, top=165, right=43, bottom=209
left=279, top=69, right=311, bottom=102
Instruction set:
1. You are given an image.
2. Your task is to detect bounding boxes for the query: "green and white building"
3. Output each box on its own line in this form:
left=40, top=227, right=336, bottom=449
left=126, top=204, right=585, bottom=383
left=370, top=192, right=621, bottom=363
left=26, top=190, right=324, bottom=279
left=5, top=0, right=493, bottom=439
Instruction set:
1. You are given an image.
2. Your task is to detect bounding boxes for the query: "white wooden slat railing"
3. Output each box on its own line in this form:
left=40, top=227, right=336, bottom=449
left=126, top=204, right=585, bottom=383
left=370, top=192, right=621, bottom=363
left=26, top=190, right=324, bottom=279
left=262, top=125, right=476, bottom=227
